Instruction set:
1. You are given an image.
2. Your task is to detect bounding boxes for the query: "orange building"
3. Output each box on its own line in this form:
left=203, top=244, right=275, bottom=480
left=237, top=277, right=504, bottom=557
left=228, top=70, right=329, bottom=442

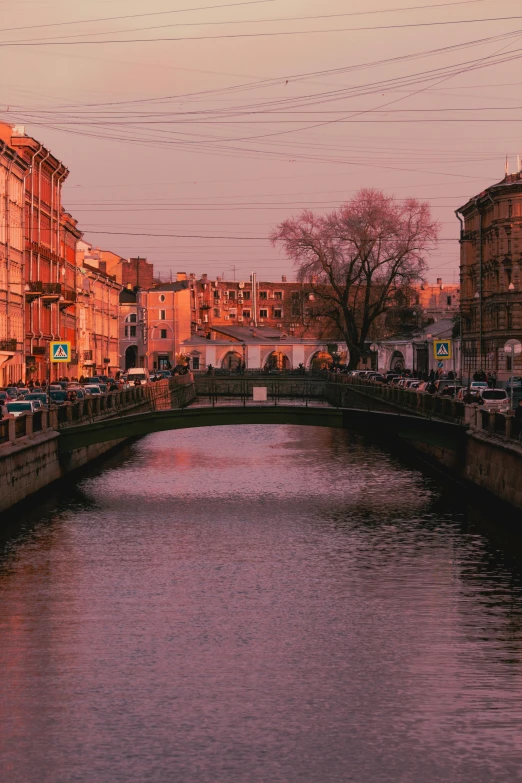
left=0, top=137, right=27, bottom=385
left=0, top=123, right=82, bottom=381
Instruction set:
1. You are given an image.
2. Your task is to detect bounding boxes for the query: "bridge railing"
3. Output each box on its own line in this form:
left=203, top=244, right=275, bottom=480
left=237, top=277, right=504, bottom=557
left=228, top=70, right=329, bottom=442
left=329, top=373, right=522, bottom=443
left=0, top=378, right=196, bottom=447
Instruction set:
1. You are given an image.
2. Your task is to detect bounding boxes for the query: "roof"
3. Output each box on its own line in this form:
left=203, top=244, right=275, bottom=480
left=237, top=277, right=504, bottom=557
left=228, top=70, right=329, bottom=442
left=379, top=317, right=454, bottom=345
left=213, top=325, right=283, bottom=343
left=183, top=324, right=346, bottom=347
left=148, top=281, right=189, bottom=292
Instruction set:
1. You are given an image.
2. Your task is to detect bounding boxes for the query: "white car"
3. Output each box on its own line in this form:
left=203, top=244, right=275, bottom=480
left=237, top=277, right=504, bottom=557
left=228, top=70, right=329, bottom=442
left=6, top=401, right=38, bottom=417
left=479, top=389, right=510, bottom=412
left=470, top=381, right=488, bottom=390
left=84, top=384, right=102, bottom=395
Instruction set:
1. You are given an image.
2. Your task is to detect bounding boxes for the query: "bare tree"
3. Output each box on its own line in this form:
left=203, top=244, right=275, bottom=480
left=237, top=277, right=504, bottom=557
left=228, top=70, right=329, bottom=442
left=271, top=189, right=439, bottom=369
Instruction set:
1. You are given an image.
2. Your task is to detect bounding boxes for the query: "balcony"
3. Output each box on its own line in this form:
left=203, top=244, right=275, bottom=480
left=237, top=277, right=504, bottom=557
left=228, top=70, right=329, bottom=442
left=59, top=288, right=77, bottom=308
left=25, top=282, right=63, bottom=301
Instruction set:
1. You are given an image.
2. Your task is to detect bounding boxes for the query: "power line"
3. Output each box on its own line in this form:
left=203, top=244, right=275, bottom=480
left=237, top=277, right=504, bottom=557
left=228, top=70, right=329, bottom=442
left=3, top=15, right=522, bottom=47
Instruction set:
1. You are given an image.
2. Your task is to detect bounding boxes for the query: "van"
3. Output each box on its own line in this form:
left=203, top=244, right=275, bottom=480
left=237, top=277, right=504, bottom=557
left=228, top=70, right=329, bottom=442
left=127, top=368, right=150, bottom=386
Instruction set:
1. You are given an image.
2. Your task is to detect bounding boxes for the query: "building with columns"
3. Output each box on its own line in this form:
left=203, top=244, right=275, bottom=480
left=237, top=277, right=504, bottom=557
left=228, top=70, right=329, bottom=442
left=0, top=136, right=27, bottom=385
left=457, top=168, right=522, bottom=380
left=181, top=324, right=347, bottom=373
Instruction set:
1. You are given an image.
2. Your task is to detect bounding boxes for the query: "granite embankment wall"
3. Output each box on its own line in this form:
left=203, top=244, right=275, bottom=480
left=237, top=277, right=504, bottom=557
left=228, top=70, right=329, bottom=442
left=0, top=377, right=195, bottom=514
left=329, top=376, right=522, bottom=510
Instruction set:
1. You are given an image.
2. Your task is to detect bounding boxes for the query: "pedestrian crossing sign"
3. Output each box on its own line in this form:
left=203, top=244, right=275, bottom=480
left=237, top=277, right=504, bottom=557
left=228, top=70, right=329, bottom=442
left=50, top=341, right=71, bottom=362
left=433, top=340, right=452, bottom=360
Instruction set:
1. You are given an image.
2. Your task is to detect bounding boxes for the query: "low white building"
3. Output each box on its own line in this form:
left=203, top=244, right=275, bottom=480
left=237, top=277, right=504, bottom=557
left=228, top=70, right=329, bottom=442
left=375, top=319, right=461, bottom=377
left=181, top=325, right=347, bottom=372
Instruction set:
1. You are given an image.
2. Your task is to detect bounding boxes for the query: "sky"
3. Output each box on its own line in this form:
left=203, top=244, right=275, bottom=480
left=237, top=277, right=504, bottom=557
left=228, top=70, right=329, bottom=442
left=1, top=0, right=522, bottom=282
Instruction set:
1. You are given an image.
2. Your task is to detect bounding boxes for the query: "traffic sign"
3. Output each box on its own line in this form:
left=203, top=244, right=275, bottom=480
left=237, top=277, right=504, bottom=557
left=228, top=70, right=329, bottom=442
left=50, top=341, right=71, bottom=363
left=433, top=340, right=452, bottom=360
left=438, top=361, right=444, bottom=369
left=504, top=339, right=522, bottom=355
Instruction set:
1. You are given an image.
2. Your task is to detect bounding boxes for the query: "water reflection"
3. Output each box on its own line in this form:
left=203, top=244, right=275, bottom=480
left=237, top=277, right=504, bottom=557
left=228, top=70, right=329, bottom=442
left=1, top=425, right=522, bottom=783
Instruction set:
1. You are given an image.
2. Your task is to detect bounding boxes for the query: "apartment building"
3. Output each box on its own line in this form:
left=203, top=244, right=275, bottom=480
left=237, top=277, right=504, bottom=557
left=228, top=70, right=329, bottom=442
left=457, top=167, right=522, bottom=379
left=0, top=136, right=27, bottom=385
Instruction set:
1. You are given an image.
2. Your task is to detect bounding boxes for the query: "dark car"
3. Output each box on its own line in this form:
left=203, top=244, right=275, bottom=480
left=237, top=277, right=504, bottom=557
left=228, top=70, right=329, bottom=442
left=49, top=390, right=67, bottom=404
left=434, top=380, right=461, bottom=397
left=25, top=393, right=48, bottom=406
left=82, top=376, right=101, bottom=385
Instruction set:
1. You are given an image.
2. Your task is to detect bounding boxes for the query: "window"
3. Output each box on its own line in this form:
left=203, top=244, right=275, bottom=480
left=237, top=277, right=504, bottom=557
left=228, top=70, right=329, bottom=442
left=446, top=296, right=452, bottom=306
left=259, top=291, right=267, bottom=299
left=130, top=326, right=136, bottom=337
left=228, top=290, right=236, bottom=300
left=160, top=329, right=168, bottom=339
left=242, top=309, right=251, bottom=319
left=192, top=357, right=200, bottom=370
left=214, top=308, right=220, bottom=317
left=507, top=307, right=513, bottom=330
left=274, top=309, right=282, bottom=319
left=160, top=309, right=166, bottom=320
left=242, top=290, right=251, bottom=299
left=129, top=314, right=137, bottom=323
left=159, top=294, right=166, bottom=303
left=259, top=309, right=268, bottom=318
left=124, top=326, right=128, bottom=337
left=509, top=201, right=513, bottom=218
left=274, top=291, right=282, bottom=300
left=213, top=290, right=220, bottom=300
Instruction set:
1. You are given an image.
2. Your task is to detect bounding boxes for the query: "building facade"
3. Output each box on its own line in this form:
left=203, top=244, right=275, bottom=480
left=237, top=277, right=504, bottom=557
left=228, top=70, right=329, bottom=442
left=76, top=241, right=121, bottom=377
left=182, top=323, right=347, bottom=373
left=133, top=281, right=191, bottom=372
left=0, top=138, right=27, bottom=385
left=457, top=169, right=522, bottom=380
left=0, top=123, right=82, bottom=382
left=190, top=273, right=340, bottom=339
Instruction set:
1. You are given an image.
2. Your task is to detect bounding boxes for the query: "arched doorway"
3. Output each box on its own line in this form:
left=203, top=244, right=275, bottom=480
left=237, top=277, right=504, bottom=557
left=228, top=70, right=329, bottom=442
left=125, top=345, right=138, bottom=370
left=390, top=350, right=405, bottom=371
left=309, top=351, right=333, bottom=371
left=264, top=351, right=291, bottom=371
left=221, top=351, right=243, bottom=371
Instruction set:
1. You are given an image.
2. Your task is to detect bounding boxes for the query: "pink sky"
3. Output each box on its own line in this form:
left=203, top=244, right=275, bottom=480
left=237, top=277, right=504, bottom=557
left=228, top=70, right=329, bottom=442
left=1, top=0, right=521, bottom=281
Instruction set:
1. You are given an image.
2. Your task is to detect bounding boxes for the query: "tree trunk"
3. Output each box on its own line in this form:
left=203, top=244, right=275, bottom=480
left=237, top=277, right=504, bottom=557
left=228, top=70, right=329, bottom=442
left=347, top=343, right=361, bottom=370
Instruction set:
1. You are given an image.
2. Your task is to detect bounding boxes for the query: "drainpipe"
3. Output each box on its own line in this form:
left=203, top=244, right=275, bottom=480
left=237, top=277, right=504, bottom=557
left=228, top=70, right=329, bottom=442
left=24, top=143, right=42, bottom=359
left=4, top=148, right=15, bottom=347
left=455, top=209, right=464, bottom=381
left=251, top=271, right=257, bottom=327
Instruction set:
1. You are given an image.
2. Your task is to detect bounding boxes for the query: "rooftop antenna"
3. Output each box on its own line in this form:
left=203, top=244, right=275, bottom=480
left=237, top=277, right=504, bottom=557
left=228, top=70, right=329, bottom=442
left=518, top=154, right=521, bottom=173
left=505, top=155, right=509, bottom=176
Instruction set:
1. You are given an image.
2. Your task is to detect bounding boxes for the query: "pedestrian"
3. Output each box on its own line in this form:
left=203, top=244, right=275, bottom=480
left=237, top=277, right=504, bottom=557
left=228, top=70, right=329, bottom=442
left=515, top=400, right=522, bottom=420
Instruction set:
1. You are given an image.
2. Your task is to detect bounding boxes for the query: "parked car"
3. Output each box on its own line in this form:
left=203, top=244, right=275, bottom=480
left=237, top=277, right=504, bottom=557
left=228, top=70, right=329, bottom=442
left=82, top=376, right=102, bottom=385
left=84, top=385, right=102, bottom=395
left=478, top=388, right=510, bottom=412
left=49, top=390, right=67, bottom=404
left=505, top=376, right=522, bottom=392
left=6, top=401, right=38, bottom=417
left=16, top=388, right=30, bottom=398
left=25, top=393, right=48, bottom=408
left=434, top=380, right=461, bottom=397
left=5, top=387, right=19, bottom=400
left=127, top=368, right=150, bottom=386
left=470, top=381, right=489, bottom=391
left=457, top=388, right=482, bottom=403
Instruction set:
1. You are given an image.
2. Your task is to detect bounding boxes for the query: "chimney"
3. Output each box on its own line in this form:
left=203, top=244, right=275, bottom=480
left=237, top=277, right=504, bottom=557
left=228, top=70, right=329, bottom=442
left=217, top=276, right=222, bottom=282
left=202, top=273, right=208, bottom=281
left=282, top=275, right=287, bottom=282
left=437, top=278, right=442, bottom=285
left=176, top=272, right=187, bottom=281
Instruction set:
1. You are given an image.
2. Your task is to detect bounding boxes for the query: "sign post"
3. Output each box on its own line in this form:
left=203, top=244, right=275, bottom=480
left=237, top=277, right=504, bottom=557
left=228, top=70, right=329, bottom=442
left=504, top=339, right=522, bottom=411
left=433, top=340, right=452, bottom=382
left=49, top=341, right=71, bottom=408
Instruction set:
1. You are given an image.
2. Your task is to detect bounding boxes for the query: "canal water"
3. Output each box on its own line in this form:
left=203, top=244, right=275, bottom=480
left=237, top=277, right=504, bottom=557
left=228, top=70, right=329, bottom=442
left=1, top=425, right=522, bottom=783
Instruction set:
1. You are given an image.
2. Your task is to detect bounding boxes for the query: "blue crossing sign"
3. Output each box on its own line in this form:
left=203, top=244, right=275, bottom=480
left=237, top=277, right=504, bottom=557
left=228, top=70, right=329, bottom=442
left=433, top=340, right=452, bottom=360
left=50, top=341, right=71, bottom=363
